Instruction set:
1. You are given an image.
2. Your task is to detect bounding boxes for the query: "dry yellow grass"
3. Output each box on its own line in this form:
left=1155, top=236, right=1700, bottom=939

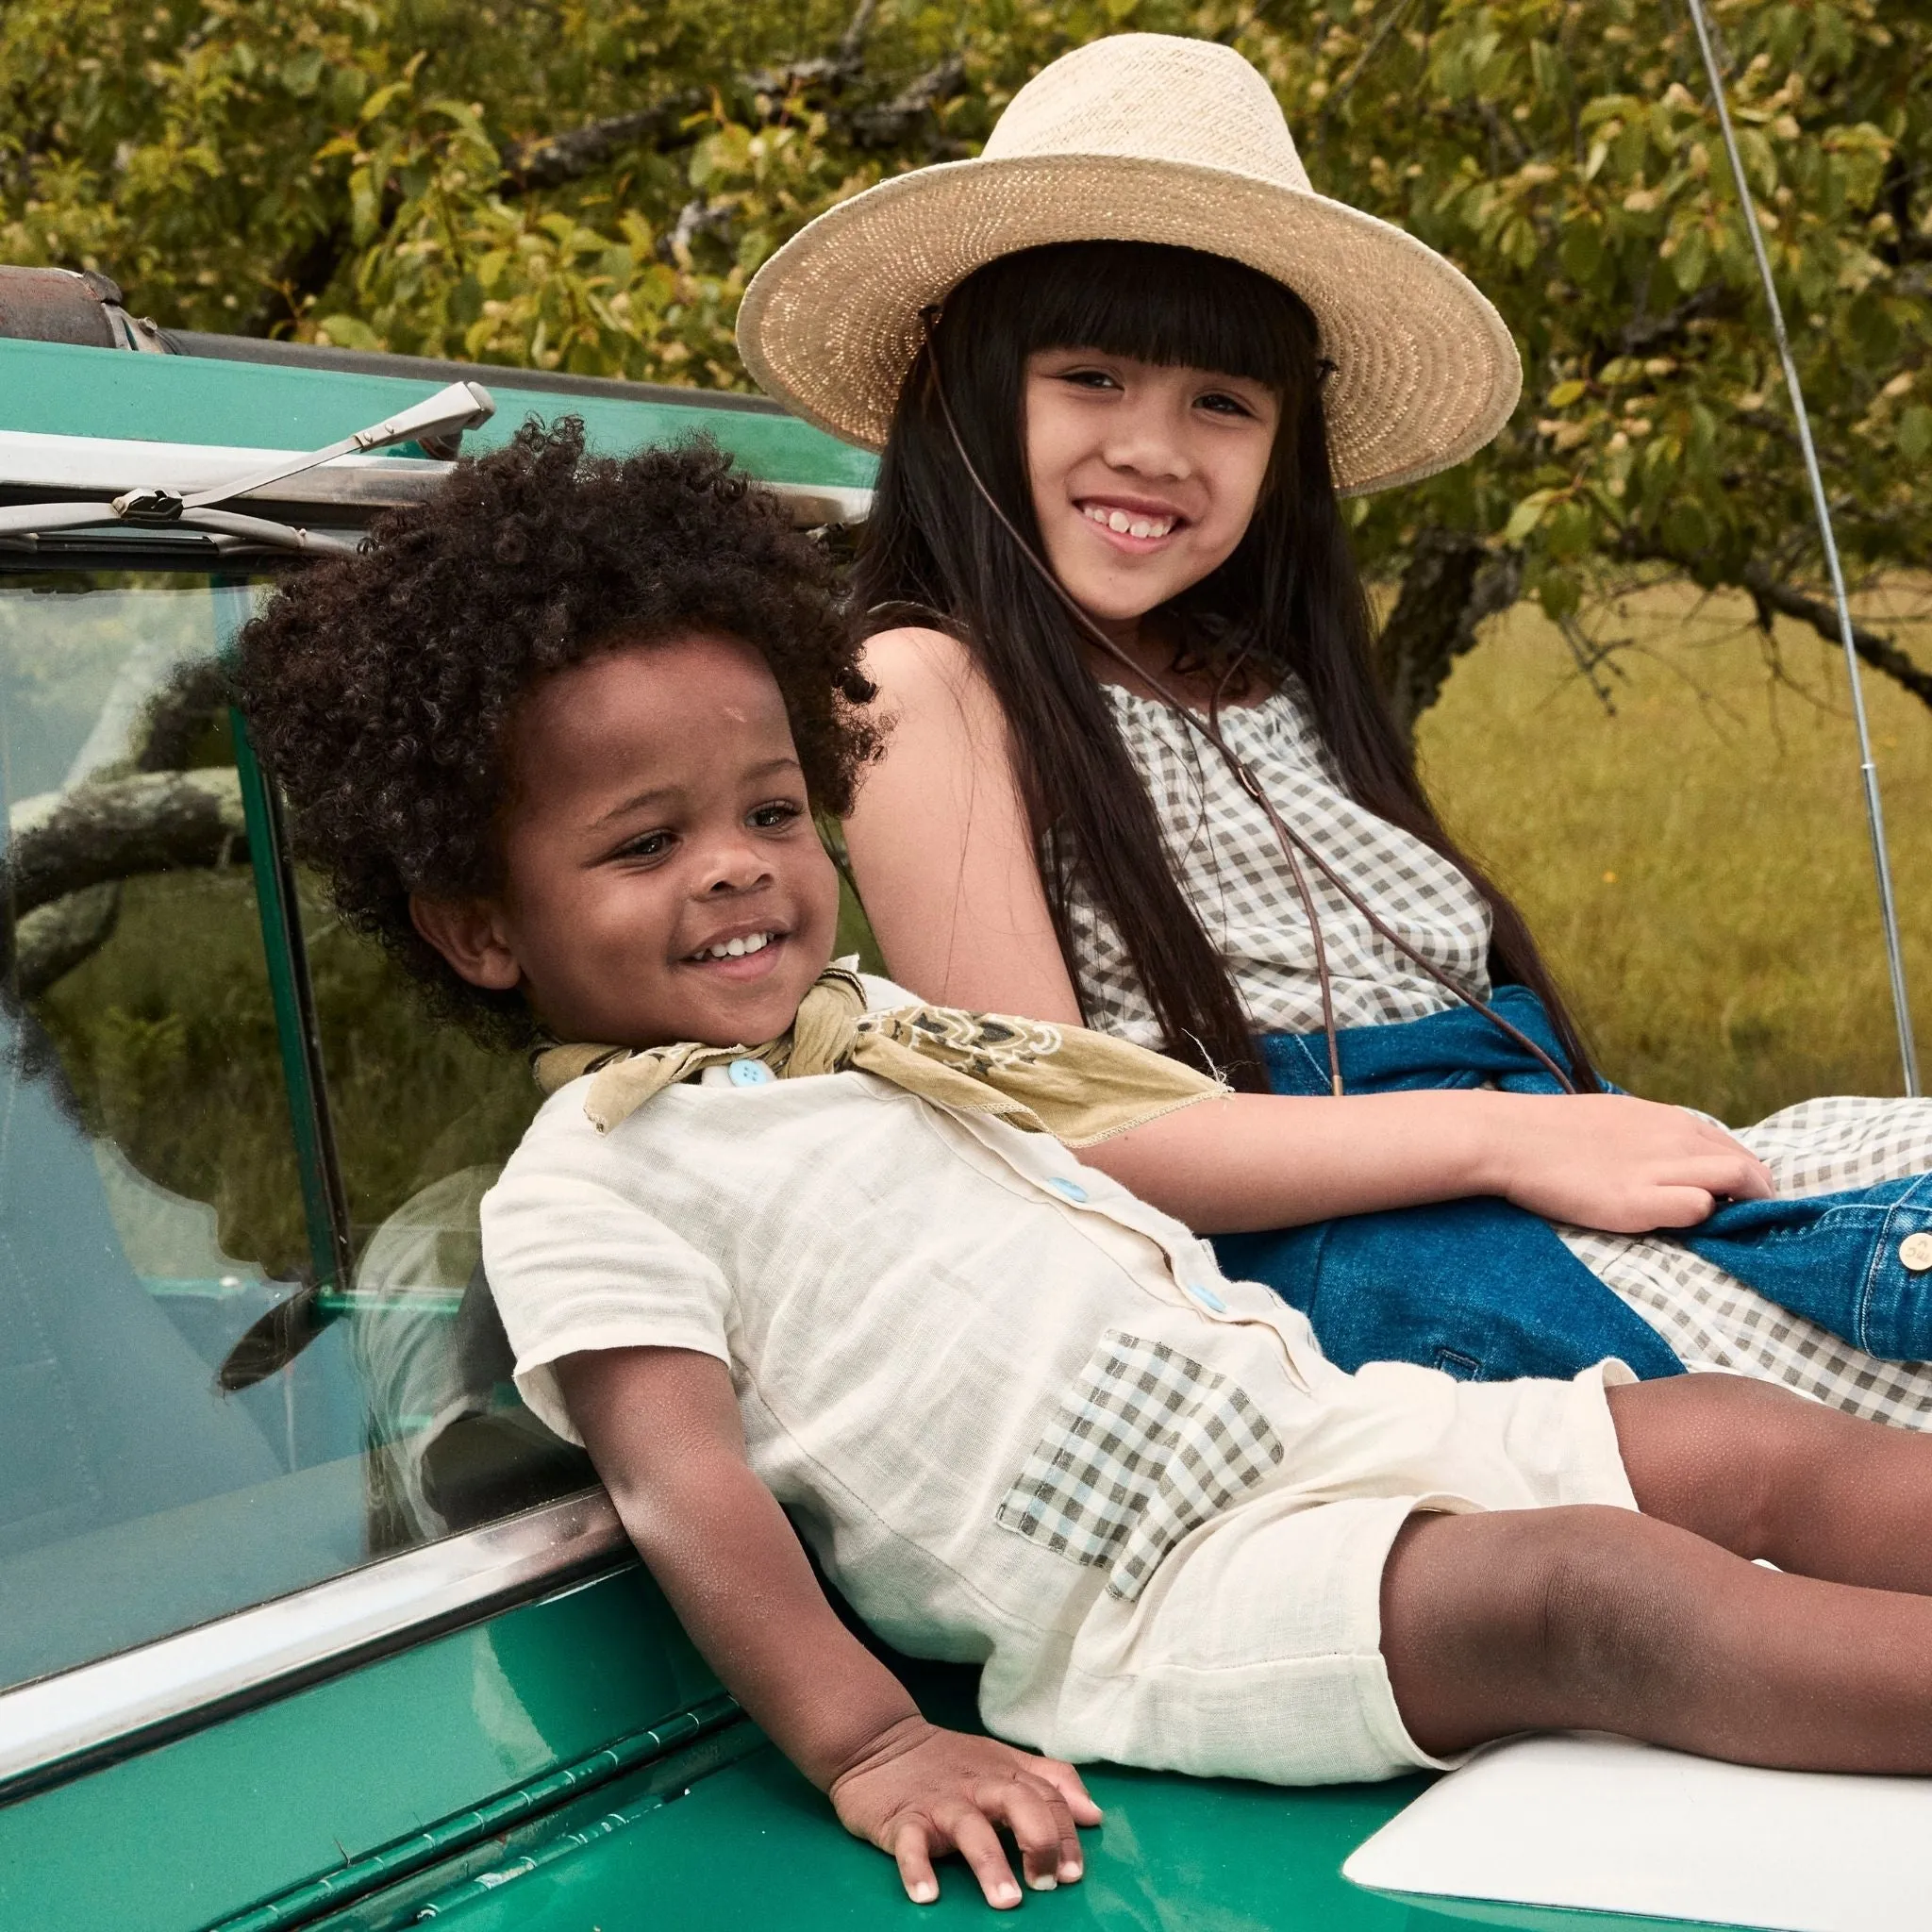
left=1418, top=581, right=1932, bottom=1122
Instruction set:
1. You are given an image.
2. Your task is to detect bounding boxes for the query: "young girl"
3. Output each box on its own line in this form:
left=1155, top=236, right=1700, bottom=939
left=739, top=32, right=1932, bottom=1421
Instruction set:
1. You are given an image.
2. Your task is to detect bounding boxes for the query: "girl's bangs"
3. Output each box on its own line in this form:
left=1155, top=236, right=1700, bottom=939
left=968, top=242, right=1310, bottom=391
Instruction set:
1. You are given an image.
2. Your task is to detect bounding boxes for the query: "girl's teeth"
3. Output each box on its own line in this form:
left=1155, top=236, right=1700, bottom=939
left=1084, top=505, right=1172, bottom=539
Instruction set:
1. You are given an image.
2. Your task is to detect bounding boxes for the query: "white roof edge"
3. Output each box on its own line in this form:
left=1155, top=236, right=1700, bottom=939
left=0, top=429, right=872, bottom=524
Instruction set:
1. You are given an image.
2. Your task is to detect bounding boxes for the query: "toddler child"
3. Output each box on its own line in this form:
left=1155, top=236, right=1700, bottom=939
left=241, top=425, right=1932, bottom=1911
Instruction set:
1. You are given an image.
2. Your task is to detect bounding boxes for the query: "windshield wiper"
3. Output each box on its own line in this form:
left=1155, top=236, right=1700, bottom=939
left=0, top=379, right=494, bottom=554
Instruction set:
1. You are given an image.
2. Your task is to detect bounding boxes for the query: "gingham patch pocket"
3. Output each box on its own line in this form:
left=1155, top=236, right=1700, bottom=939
left=994, top=1330, right=1285, bottom=1601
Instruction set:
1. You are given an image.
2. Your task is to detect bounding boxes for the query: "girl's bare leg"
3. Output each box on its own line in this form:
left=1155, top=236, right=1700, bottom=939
left=1606, top=1374, right=1932, bottom=1593
left=1381, top=1374, right=1932, bottom=1771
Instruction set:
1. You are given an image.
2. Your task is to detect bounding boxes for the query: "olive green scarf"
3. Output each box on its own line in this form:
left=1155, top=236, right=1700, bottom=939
left=534, top=965, right=1222, bottom=1143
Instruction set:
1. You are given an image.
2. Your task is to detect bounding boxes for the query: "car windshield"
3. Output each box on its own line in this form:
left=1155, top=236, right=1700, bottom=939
left=0, top=571, right=591, bottom=1694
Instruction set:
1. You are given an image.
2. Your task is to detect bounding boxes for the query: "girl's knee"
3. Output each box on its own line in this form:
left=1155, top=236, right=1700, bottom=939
left=1608, top=1374, right=1825, bottom=1554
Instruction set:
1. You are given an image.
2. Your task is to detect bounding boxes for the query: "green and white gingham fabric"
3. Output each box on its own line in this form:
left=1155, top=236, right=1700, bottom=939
left=1075, top=681, right=1932, bottom=1427
left=995, top=1328, right=1286, bottom=1601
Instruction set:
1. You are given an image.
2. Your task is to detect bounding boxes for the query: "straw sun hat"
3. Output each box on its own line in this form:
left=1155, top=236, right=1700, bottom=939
left=737, top=33, right=1522, bottom=496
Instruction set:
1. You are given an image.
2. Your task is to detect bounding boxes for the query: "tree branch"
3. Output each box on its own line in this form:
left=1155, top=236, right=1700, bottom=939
left=1613, top=283, right=1735, bottom=358
left=1740, top=561, right=1932, bottom=712
left=847, top=54, right=967, bottom=150
left=499, top=1, right=959, bottom=195
left=12, top=884, right=121, bottom=1000
left=501, top=94, right=708, bottom=194
left=1316, top=0, right=1421, bottom=134
left=837, top=0, right=881, bottom=64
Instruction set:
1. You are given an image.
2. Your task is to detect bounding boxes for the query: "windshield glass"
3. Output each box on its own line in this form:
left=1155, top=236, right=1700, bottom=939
left=0, top=572, right=590, bottom=1695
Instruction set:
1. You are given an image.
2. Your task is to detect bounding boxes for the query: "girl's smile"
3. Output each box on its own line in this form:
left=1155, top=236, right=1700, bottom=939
left=1024, top=347, right=1279, bottom=651
left=1076, top=495, right=1185, bottom=549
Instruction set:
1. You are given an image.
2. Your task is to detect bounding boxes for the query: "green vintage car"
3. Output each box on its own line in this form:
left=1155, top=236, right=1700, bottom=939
left=0, top=271, right=1687, bottom=1932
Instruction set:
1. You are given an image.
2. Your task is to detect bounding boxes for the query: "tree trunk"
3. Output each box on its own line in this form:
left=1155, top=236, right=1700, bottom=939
left=1373, top=530, right=1523, bottom=742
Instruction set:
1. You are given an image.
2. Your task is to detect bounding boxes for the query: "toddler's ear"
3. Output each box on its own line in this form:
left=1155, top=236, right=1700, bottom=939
left=410, top=892, right=522, bottom=992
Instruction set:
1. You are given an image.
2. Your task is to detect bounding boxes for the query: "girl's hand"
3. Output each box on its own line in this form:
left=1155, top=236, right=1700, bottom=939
left=828, top=1713, right=1102, bottom=1908
left=1480, top=1093, right=1774, bottom=1232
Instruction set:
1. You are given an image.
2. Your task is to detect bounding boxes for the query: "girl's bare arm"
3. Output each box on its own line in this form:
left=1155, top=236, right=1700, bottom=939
left=845, top=626, right=1084, bottom=1024
left=850, top=625, right=1771, bottom=1236
left=1096, top=1087, right=1771, bottom=1234
left=556, top=1344, right=1099, bottom=1909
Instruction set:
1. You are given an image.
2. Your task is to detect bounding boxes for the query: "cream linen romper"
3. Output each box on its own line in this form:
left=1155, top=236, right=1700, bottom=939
left=482, top=977, right=1636, bottom=1787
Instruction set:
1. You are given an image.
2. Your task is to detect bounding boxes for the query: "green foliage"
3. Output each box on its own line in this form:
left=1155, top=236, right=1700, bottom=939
left=4, top=0, right=1926, bottom=603
left=1255, top=0, right=1932, bottom=609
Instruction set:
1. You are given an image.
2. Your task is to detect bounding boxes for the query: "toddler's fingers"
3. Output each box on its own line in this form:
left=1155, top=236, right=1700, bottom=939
left=1025, top=1774, right=1088, bottom=1884
left=1031, top=1754, right=1104, bottom=1827
left=944, top=1804, right=1023, bottom=1910
left=991, top=1777, right=1077, bottom=1890
left=892, top=1820, right=941, bottom=1907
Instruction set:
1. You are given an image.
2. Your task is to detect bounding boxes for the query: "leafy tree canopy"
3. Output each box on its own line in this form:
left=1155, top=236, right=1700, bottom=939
left=4, top=0, right=1926, bottom=718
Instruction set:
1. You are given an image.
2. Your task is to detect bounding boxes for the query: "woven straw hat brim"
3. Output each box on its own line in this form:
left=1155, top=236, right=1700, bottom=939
left=738, top=152, right=1522, bottom=496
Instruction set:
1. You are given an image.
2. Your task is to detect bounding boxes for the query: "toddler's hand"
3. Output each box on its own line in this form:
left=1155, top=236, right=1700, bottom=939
left=828, top=1714, right=1101, bottom=1908
left=1484, top=1092, right=1774, bottom=1232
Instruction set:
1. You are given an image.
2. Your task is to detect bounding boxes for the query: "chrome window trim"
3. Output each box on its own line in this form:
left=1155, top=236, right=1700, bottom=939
left=0, top=429, right=873, bottom=525
left=0, top=1489, right=628, bottom=1795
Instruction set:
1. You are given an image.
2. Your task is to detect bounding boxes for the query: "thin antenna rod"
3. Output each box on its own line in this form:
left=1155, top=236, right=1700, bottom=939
left=1683, top=0, right=1920, bottom=1095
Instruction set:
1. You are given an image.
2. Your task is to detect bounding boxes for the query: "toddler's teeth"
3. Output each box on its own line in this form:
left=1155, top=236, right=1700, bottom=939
left=697, top=931, right=774, bottom=960
left=1108, top=509, right=1131, bottom=533
left=1128, top=519, right=1153, bottom=538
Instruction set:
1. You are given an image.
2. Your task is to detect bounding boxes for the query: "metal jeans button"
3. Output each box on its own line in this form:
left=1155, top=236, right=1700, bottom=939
left=1899, top=1231, right=1932, bottom=1273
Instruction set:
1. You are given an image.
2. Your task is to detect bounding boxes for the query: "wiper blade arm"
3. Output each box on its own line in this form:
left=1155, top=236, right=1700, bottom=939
left=0, top=379, right=494, bottom=547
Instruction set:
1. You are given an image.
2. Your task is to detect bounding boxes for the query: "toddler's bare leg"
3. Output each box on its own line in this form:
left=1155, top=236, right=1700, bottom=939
left=1381, top=1504, right=1932, bottom=1771
left=1608, top=1374, right=1932, bottom=1593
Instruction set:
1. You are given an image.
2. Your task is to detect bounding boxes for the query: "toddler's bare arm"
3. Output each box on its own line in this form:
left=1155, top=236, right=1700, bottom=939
left=556, top=1345, right=1100, bottom=1908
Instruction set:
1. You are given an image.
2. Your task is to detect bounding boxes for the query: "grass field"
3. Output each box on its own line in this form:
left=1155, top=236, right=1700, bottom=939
left=1418, top=580, right=1932, bottom=1123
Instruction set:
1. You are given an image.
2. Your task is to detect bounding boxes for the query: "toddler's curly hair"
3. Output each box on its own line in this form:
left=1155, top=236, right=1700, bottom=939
left=235, top=419, right=878, bottom=1040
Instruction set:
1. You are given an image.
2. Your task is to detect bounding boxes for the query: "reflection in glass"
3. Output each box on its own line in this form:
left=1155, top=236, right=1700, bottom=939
left=293, top=864, right=588, bottom=1550
left=0, top=575, right=589, bottom=1699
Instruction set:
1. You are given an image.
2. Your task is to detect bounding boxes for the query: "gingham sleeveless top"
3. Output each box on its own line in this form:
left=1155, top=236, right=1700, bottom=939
left=1062, top=680, right=1496, bottom=1047
left=1067, top=680, right=1932, bottom=1435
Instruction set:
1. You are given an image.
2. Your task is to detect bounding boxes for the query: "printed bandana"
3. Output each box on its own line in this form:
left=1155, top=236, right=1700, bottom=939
left=533, top=966, right=1223, bottom=1143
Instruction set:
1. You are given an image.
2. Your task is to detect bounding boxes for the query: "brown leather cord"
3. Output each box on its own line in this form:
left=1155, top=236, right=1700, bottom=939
left=914, top=307, right=1580, bottom=1097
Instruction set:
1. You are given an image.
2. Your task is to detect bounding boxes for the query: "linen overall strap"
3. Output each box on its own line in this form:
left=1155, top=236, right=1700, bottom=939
left=532, top=967, right=1223, bottom=1144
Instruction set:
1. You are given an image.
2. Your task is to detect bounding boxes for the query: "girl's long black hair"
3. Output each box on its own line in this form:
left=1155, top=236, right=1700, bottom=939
left=851, top=240, right=1595, bottom=1092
